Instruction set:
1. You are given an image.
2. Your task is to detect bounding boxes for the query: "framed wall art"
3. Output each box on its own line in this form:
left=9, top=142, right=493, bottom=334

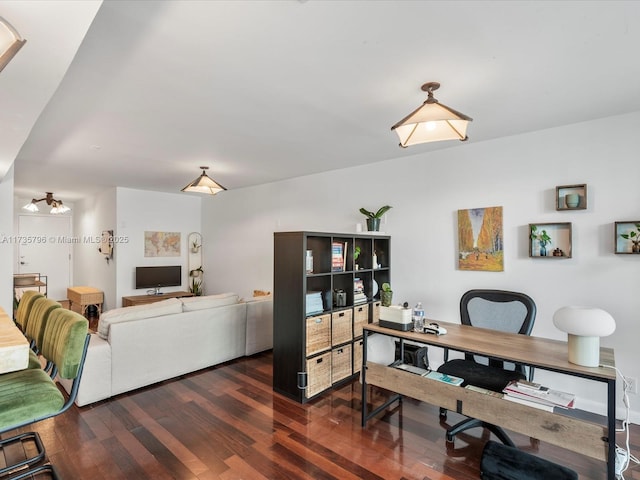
left=458, top=206, right=503, bottom=271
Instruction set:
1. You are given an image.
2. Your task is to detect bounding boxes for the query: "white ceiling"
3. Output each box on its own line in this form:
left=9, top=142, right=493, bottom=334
left=2, top=0, right=640, bottom=202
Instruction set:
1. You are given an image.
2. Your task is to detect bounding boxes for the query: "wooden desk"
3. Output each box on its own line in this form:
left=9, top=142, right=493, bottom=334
left=362, top=321, right=617, bottom=480
left=0, top=308, right=29, bottom=374
left=122, top=291, right=194, bottom=307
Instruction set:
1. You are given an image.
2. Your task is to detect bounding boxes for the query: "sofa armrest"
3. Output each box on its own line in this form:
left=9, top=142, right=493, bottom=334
left=245, top=298, right=273, bottom=355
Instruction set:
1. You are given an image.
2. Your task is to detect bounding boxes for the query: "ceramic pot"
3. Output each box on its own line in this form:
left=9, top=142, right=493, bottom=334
left=565, top=193, right=580, bottom=208
left=366, top=218, right=380, bottom=231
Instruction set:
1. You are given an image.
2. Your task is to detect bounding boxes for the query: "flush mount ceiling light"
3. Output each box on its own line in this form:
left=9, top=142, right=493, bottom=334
left=23, top=192, right=71, bottom=214
left=0, top=16, right=26, bottom=74
left=391, top=81, right=472, bottom=148
left=181, top=166, right=226, bottom=196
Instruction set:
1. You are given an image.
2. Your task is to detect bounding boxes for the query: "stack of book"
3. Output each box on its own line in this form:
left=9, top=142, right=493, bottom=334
left=305, top=291, right=324, bottom=316
left=502, top=380, right=575, bottom=411
left=331, top=242, right=346, bottom=272
left=353, top=277, right=367, bottom=304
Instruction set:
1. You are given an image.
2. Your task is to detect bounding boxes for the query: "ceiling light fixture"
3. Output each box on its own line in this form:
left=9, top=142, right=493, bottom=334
left=391, top=81, right=472, bottom=148
left=22, top=193, right=71, bottom=215
left=0, top=16, right=26, bottom=74
left=181, top=166, right=226, bottom=196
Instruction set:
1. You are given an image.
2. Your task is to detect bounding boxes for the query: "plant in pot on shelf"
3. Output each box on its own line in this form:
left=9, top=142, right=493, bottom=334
left=353, top=246, right=361, bottom=270
left=620, top=223, right=640, bottom=253
left=190, top=239, right=201, bottom=253
left=359, top=205, right=392, bottom=232
left=189, top=266, right=203, bottom=278
left=380, top=282, right=393, bottom=307
left=530, top=225, right=552, bottom=256
left=190, top=278, right=203, bottom=296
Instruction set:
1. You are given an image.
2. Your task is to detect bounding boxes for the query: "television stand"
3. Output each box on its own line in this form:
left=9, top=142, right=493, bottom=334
left=122, top=291, right=194, bottom=307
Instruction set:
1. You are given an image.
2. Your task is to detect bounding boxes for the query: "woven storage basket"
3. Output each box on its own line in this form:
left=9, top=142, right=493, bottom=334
left=306, top=314, right=331, bottom=356
left=353, top=339, right=363, bottom=374
left=331, top=309, right=352, bottom=346
left=331, top=344, right=353, bottom=383
left=306, top=351, right=331, bottom=398
left=372, top=301, right=381, bottom=323
left=353, top=304, right=369, bottom=338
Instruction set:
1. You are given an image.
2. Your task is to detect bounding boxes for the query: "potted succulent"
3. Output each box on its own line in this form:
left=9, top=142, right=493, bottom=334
left=620, top=223, right=640, bottom=253
left=359, top=205, right=392, bottom=232
left=353, top=246, right=361, bottom=270
left=189, top=266, right=203, bottom=278
left=190, top=239, right=201, bottom=253
left=380, top=282, right=393, bottom=307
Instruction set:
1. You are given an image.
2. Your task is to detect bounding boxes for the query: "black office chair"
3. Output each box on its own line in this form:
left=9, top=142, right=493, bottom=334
left=437, top=289, right=536, bottom=446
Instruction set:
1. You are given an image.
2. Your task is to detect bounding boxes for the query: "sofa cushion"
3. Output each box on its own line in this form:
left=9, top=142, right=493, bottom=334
left=180, top=293, right=239, bottom=312
left=97, top=298, right=183, bottom=339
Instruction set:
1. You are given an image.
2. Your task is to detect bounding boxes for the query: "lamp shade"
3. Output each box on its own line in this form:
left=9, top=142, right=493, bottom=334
left=553, top=306, right=615, bottom=367
left=181, top=166, right=226, bottom=195
left=391, top=82, right=472, bottom=147
left=0, top=16, right=26, bottom=73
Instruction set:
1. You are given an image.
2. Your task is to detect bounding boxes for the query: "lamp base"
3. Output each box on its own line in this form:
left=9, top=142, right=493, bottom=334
left=567, top=334, right=600, bottom=367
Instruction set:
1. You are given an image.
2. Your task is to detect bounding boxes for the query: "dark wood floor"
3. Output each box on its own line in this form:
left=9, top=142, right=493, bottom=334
left=3, top=352, right=639, bottom=479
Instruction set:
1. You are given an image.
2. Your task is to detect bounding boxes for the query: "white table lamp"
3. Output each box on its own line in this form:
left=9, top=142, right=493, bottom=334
left=553, top=306, right=615, bottom=367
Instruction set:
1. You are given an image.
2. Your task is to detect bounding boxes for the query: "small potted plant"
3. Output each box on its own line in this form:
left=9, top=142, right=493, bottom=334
left=620, top=223, right=640, bottom=253
left=380, top=282, right=393, bottom=307
left=530, top=225, right=552, bottom=256
left=359, top=205, right=392, bottom=232
left=353, top=246, right=361, bottom=270
left=189, top=266, right=203, bottom=278
left=190, top=278, right=203, bottom=296
left=190, top=239, right=201, bottom=253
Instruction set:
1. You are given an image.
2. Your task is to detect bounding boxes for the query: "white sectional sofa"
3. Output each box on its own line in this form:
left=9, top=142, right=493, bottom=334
left=60, top=293, right=272, bottom=406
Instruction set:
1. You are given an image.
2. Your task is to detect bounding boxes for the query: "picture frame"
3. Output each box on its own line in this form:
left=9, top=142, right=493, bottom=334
left=555, top=184, right=587, bottom=211
left=614, top=221, right=640, bottom=254
left=529, top=222, right=572, bottom=258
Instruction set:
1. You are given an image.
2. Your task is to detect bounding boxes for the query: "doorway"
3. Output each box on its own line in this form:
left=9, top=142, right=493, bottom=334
left=17, top=214, right=72, bottom=301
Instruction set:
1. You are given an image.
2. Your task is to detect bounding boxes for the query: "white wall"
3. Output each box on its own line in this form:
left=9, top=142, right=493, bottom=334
left=202, top=111, right=640, bottom=422
left=73, top=188, right=117, bottom=309
left=0, top=164, right=14, bottom=312
left=115, top=187, right=201, bottom=306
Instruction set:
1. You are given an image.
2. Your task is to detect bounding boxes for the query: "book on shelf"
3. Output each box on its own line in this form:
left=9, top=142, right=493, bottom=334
left=394, top=362, right=430, bottom=376
left=464, top=384, right=504, bottom=399
left=502, top=380, right=575, bottom=409
left=305, top=291, right=324, bottom=316
left=503, top=394, right=555, bottom=412
left=331, top=242, right=344, bottom=272
left=425, top=371, right=464, bottom=386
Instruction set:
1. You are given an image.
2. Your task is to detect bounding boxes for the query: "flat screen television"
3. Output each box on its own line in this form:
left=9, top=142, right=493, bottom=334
left=135, top=265, right=181, bottom=293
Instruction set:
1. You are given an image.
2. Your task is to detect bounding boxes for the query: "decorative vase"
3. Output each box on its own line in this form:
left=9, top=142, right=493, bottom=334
left=366, top=218, right=380, bottom=232
left=565, top=194, right=580, bottom=208
left=539, top=241, right=548, bottom=256
left=633, top=243, right=640, bottom=254
left=380, top=290, right=393, bottom=307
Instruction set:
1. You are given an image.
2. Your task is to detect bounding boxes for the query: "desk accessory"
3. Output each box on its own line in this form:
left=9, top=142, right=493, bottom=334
left=424, top=322, right=447, bottom=335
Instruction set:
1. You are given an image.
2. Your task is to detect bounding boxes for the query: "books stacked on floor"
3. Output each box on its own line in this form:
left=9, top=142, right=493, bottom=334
left=353, top=277, right=367, bottom=304
left=502, top=380, right=575, bottom=411
left=305, top=291, right=324, bottom=316
left=392, top=362, right=464, bottom=386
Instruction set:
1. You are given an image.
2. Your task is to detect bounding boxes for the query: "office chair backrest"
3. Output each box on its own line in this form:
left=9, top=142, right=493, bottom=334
left=14, top=290, right=44, bottom=332
left=461, top=289, right=535, bottom=335
left=25, top=298, right=61, bottom=352
left=460, top=289, right=536, bottom=371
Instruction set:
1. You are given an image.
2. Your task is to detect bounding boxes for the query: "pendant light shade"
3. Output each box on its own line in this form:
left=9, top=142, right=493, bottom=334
left=181, top=166, right=226, bottom=195
left=0, top=16, right=26, bottom=74
left=391, top=82, right=472, bottom=148
left=22, top=192, right=71, bottom=214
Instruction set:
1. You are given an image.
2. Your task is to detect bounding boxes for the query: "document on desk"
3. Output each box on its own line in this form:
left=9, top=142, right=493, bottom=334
left=503, top=380, right=575, bottom=408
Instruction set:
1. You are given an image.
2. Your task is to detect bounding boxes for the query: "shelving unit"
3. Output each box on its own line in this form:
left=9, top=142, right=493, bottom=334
left=273, top=231, right=390, bottom=403
left=529, top=223, right=572, bottom=258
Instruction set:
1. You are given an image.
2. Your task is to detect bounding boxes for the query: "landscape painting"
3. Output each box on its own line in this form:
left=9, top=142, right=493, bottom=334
left=458, top=206, right=504, bottom=271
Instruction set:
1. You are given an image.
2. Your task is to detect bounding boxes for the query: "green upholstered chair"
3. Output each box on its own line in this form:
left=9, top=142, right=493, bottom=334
left=23, top=298, right=62, bottom=372
left=0, top=308, right=89, bottom=478
left=14, top=290, right=44, bottom=332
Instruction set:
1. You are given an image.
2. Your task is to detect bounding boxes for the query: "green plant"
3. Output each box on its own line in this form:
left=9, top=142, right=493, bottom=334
left=359, top=205, right=392, bottom=219
left=190, top=278, right=203, bottom=296
left=354, top=246, right=361, bottom=261
left=530, top=225, right=552, bottom=246
left=620, top=223, right=640, bottom=247
left=189, top=266, right=203, bottom=277
left=381, top=282, right=392, bottom=293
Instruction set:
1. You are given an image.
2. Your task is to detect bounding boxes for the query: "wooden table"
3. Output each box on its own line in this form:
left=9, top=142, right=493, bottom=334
left=122, top=291, right=194, bottom=307
left=0, top=307, right=29, bottom=374
left=361, top=321, right=617, bottom=480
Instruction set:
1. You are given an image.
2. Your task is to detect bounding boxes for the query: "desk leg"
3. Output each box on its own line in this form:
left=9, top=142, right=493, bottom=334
left=607, top=378, right=616, bottom=480
left=361, top=330, right=368, bottom=427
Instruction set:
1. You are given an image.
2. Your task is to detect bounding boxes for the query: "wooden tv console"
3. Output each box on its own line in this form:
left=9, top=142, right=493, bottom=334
left=122, top=291, right=194, bottom=307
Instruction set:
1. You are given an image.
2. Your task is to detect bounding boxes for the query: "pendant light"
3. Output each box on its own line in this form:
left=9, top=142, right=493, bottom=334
left=391, top=82, right=472, bottom=147
left=181, top=166, right=226, bottom=195
left=0, top=16, right=26, bottom=73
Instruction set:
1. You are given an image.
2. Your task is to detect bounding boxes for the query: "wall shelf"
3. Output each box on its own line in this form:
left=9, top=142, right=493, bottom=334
left=556, top=184, right=587, bottom=211
left=529, top=223, right=572, bottom=258
left=614, top=221, right=640, bottom=254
